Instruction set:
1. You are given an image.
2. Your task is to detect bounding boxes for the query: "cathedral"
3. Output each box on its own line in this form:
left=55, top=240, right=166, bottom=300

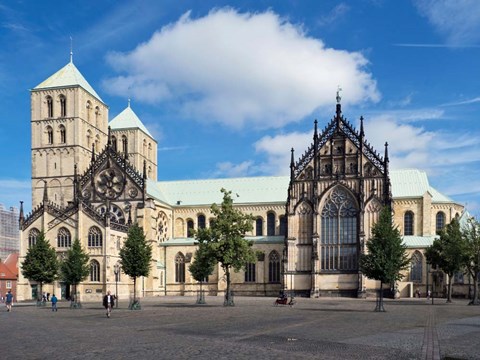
left=16, top=59, right=465, bottom=302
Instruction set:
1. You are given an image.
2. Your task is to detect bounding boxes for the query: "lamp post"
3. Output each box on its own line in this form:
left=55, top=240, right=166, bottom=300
left=113, top=264, right=120, bottom=308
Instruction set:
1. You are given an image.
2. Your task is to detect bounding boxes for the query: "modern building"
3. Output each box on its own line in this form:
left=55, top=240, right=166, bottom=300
left=16, top=59, right=464, bottom=301
left=0, top=204, right=20, bottom=261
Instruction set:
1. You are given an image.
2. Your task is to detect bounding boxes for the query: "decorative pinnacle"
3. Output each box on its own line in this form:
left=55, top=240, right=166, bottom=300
left=128, top=98, right=131, bottom=108
left=70, top=36, right=73, bottom=63
left=336, top=86, right=342, bottom=104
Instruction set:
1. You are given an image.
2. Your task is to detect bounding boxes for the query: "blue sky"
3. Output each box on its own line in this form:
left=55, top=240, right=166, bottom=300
left=0, top=0, right=479, bottom=215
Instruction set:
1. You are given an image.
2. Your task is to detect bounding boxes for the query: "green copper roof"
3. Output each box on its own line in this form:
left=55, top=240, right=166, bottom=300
left=402, top=235, right=438, bottom=248
left=156, top=176, right=290, bottom=206
left=147, top=169, right=456, bottom=207
left=34, top=61, right=103, bottom=102
left=390, top=169, right=453, bottom=203
left=109, top=105, right=154, bottom=138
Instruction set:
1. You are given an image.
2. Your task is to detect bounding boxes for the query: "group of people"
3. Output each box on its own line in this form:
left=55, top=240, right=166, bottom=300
left=4, top=289, right=115, bottom=316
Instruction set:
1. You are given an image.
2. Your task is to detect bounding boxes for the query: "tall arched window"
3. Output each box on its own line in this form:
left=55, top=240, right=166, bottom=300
left=267, top=212, right=275, bottom=236
left=436, top=212, right=446, bottom=233
left=320, top=187, right=358, bottom=271
left=268, top=251, right=281, bottom=283
left=28, top=228, right=40, bottom=248
left=46, top=126, right=53, bottom=145
left=148, top=143, right=152, bottom=158
left=187, top=220, right=194, bottom=237
left=86, top=129, right=92, bottom=148
left=197, top=214, right=206, bottom=229
left=88, top=226, right=103, bottom=247
left=404, top=211, right=414, bottom=236
left=111, top=135, right=117, bottom=152
left=175, top=252, right=185, bottom=283
left=59, top=125, right=66, bottom=144
left=122, top=135, right=128, bottom=153
left=95, top=106, right=100, bottom=127
left=279, top=215, right=287, bottom=236
left=90, top=260, right=100, bottom=282
left=245, top=262, right=256, bottom=282
left=256, top=218, right=263, bottom=236
left=59, top=95, right=66, bottom=117
left=410, top=251, right=423, bottom=282
left=46, top=96, right=53, bottom=117
left=86, top=101, right=91, bottom=121
left=143, top=139, right=147, bottom=155
left=57, top=227, right=71, bottom=248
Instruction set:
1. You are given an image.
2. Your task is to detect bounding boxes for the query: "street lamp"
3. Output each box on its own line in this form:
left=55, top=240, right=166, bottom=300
left=113, top=264, right=120, bottom=308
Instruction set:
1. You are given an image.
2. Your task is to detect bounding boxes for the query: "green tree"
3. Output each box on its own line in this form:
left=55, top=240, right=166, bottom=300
left=359, top=206, right=409, bottom=311
left=120, top=223, right=153, bottom=307
left=189, top=242, right=216, bottom=304
left=462, top=216, right=480, bottom=305
left=195, top=189, right=256, bottom=306
left=60, top=238, right=90, bottom=306
left=21, top=230, right=59, bottom=301
left=425, top=218, right=465, bottom=303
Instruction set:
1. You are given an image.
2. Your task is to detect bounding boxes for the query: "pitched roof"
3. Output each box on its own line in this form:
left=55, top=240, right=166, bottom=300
left=33, top=61, right=103, bottom=102
left=402, top=235, right=437, bottom=248
left=151, top=176, right=290, bottom=206
left=109, top=105, right=154, bottom=138
left=0, top=253, right=18, bottom=279
left=390, top=169, right=454, bottom=203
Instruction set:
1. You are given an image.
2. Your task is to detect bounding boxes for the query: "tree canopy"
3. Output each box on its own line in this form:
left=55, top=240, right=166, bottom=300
left=425, top=218, right=465, bottom=302
left=195, top=188, right=256, bottom=306
left=60, top=238, right=90, bottom=303
left=359, top=206, right=409, bottom=311
left=120, top=223, right=153, bottom=305
left=461, top=216, right=480, bottom=305
left=21, top=230, right=59, bottom=298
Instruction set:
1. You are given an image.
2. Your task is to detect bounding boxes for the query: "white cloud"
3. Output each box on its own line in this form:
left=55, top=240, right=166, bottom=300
left=414, top=0, right=480, bottom=45
left=317, top=3, right=350, bottom=26
left=0, top=179, right=31, bottom=211
left=103, top=8, right=379, bottom=128
left=212, top=161, right=255, bottom=178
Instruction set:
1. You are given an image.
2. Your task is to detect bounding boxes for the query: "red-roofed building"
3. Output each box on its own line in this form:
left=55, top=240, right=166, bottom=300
left=0, top=253, right=18, bottom=301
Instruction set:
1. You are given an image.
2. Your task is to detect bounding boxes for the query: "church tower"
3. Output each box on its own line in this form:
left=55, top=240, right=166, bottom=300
left=109, top=102, right=158, bottom=181
left=30, top=57, right=108, bottom=207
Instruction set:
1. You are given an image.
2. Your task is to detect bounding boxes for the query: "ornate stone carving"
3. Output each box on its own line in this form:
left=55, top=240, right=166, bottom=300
left=95, top=168, right=125, bottom=200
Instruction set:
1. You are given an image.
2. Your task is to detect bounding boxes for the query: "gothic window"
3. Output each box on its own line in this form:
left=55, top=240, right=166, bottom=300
left=157, top=212, right=168, bottom=243
left=143, top=139, right=147, bottom=155
left=57, top=227, right=72, bottom=248
left=268, top=251, right=281, bottom=283
left=59, top=95, right=66, bottom=117
left=59, top=125, right=66, bottom=144
left=86, top=101, right=91, bottom=121
left=122, top=135, right=128, bottom=153
left=90, top=260, right=100, bottom=282
left=175, top=252, right=185, bottom=283
left=86, top=130, right=92, bottom=148
left=298, top=203, right=312, bottom=244
left=410, top=251, right=423, bottom=282
left=111, top=136, right=117, bottom=152
left=28, top=228, right=40, bottom=248
left=197, top=214, right=206, bottom=229
left=187, top=219, right=194, bottom=237
left=95, top=106, right=100, bottom=127
left=436, top=212, right=446, bottom=233
left=46, top=96, right=53, bottom=117
left=279, top=215, right=287, bottom=236
left=97, top=204, right=125, bottom=224
left=267, top=212, right=275, bottom=236
left=320, top=187, right=358, bottom=271
left=148, top=143, right=152, bottom=158
left=46, top=126, right=53, bottom=145
left=256, top=218, right=263, bottom=236
left=244, top=262, right=256, bottom=282
left=404, top=211, right=414, bottom=236
left=88, top=226, right=103, bottom=247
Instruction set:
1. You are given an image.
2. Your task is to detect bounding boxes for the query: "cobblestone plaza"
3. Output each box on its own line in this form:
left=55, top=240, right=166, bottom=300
left=2, top=296, right=479, bottom=359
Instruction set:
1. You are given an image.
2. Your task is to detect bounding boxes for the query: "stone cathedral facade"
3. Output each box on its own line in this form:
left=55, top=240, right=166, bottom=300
left=16, top=60, right=465, bottom=302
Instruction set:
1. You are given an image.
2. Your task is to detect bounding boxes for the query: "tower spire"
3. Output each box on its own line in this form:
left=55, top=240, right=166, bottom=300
left=70, top=36, right=73, bottom=63
left=336, top=86, right=342, bottom=119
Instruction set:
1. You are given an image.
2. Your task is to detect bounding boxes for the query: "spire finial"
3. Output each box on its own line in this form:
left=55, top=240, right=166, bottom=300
left=70, top=36, right=73, bottom=63
left=336, top=86, right=342, bottom=104
left=128, top=98, right=131, bottom=108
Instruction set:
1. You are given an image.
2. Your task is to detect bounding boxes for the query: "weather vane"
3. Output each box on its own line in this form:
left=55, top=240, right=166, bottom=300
left=336, top=86, right=342, bottom=104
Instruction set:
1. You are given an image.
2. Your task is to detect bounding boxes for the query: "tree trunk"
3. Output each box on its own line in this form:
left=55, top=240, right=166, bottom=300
left=224, top=267, right=234, bottom=306
left=470, top=274, right=479, bottom=305
left=133, top=277, right=137, bottom=304
left=375, top=282, right=385, bottom=312
left=446, top=275, right=453, bottom=303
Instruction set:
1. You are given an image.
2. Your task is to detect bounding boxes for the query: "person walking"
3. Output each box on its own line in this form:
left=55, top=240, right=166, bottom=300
left=103, top=290, right=115, bottom=318
left=51, top=294, right=58, bottom=312
left=5, top=290, right=13, bottom=312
